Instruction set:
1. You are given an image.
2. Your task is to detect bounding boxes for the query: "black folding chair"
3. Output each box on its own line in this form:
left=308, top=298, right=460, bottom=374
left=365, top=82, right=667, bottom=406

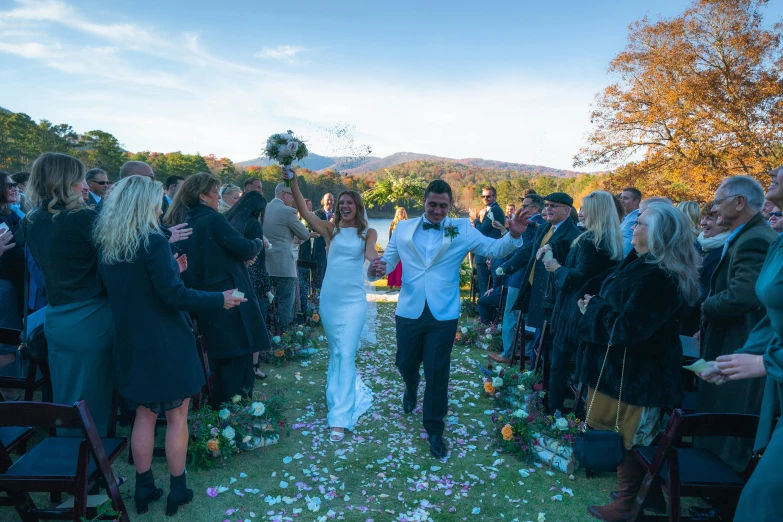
left=0, top=328, right=51, bottom=402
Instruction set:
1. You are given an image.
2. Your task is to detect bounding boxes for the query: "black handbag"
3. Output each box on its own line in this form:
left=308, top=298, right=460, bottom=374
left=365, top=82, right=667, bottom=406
left=17, top=217, right=48, bottom=363
left=574, top=318, right=626, bottom=472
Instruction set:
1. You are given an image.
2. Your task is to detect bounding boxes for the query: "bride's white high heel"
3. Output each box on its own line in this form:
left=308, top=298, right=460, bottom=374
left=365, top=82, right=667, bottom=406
left=329, top=428, right=345, bottom=442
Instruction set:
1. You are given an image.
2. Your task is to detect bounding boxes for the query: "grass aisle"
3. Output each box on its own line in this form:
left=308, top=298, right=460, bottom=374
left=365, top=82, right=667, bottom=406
left=123, top=301, right=615, bottom=521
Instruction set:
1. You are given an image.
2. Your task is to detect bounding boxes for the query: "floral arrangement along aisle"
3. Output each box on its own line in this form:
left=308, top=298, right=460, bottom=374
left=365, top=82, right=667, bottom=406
left=268, top=323, right=323, bottom=367
left=264, top=131, right=309, bottom=187
left=189, top=392, right=287, bottom=469
left=481, top=365, right=580, bottom=474
left=455, top=321, right=502, bottom=352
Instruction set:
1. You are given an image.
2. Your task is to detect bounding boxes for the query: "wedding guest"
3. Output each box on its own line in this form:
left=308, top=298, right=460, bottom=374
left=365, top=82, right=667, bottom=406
left=387, top=207, right=408, bottom=289
left=769, top=206, right=783, bottom=234
left=94, top=175, right=244, bottom=516
left=162, top=175, right=185, bottom=215
left=678, top=201, right=701, bottom=237
left=499, top=193, right=580, bottom=364
left=218, top=184, right=240, bottom=213
left=698, top=176, right=777, bottom=471
left=761, top=199, right=774, bottom=222
left=120, top=161, right=155, bottom=179
left=225, top=191, right=272, bottom=380
left=491, top=194, right=545, bottom=364
left=469, top=186, right=505, bottom=296
left=297, top=198, right=316, bottom=315
left=505, top=203, right=516, bottom=223
left=86, top=168, right=110, bottom=211
left=0, top=172, right=25, bottom=310
left=543, top=191, right=624, bottom=413
left=265, top=183, right=310, bottom=329
left=10, top=171, right=29, bottom=213
left=639, top=196, right=673, bottom=212
left=697, top=164, right=783, bottom=522
left=24, top=153, right=115, bottom=436
left=243, top=177, right=263, bottom=194
left=313, top=193, right=334, bottom=289
left=0, top=226, right=21, bottom=401
left=619, top=187, right=642, bottom=255
left=166, top=173, right=268, bottom=403
left=579, top=202, right=701, bottom=520
left=576, top=206, right=585, bottom=229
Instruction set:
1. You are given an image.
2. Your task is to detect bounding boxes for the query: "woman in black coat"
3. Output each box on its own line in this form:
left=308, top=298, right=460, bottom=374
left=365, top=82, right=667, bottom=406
left=95, top=175, right=245, bottom=516
left=542, top=191, right=624, bottom=413
left=578, top=203, right=702, bottom=521
left=165, top=172, right=268, bottom=404
left=225, top=190, right=272, bottom=379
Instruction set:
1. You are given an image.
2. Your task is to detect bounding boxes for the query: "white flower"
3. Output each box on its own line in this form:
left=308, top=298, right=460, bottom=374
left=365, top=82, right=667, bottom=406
left=485, top=328, right=492, bottom=334
left=517, top=384, right=526, bottom=393
left=511, top=409, right=528, bottom=418
left=555, top=418, right=569, bottom=431
left=296, top=331, right=304, bottom=337
left=492, top=377, right=504, bottom=388
left=231, top=394, right=242, bottom=403
left=461, top=327, right=469, bottom=335
left=218, top=408, right=230, bottom=420
left=250, top=402, right=266, bottom=416
left=460, top=269, right=467, bottom=275
left=272, top=336, right=281, bottom=344
left=317, top=335, right=326, bottom=342
left=287, top=141, right=299, bottom=153
left=242, top=435, right=252, bottom=443
left=306, top=496, right=321, bottom=512
left=222, top=426, right=236, bottom=440
left=277, top=144, right=293, bottom=158
left=485, top=334, right=493, bottom=341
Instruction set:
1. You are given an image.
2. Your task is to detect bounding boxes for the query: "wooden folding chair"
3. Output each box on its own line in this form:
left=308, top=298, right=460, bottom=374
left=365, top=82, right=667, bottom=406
left=0, top=328, right=51, bottom=402
left=0, top=400, right=129, bottom=522
left=629, top=409, right=760, bottom=522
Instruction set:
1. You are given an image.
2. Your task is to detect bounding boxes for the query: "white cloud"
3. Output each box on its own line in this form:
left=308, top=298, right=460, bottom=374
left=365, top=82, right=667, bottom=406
left=254, top=45, right=307, bottom=63
left=0, top=0, right=599, bottom=170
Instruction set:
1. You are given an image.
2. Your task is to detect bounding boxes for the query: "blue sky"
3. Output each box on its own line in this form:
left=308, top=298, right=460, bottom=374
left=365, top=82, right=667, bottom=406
left=1, top=0, right=781, bottom=170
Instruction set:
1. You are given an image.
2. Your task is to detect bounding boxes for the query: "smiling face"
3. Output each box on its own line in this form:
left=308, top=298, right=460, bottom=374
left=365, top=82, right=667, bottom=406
left=768, top=206, right=782, bottom=231
left=424, top=192, right=451, bottom=225
left=88, top=171, right=110, bottom=197
left=323, top=194, right=334, bottom=212
left=338, top=194, right=357, bottom=223
left=542, top=202, right=570, bottom=225
left=700, top=209, right=726, bottom=239
left=765, top=166, right=783, bottom=209
left=2, top=175, right=18, bottom=207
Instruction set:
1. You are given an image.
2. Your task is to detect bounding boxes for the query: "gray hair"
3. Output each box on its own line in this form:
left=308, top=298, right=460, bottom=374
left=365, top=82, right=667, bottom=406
left=85, top=168, right=106, bottom=182
left=719, top=176, right=765, bottom=212
left=639, top=197, right=673, bottom=213
left=274, top=182, right=288, bottom=198
left=642, top=202, right=702, bottom=306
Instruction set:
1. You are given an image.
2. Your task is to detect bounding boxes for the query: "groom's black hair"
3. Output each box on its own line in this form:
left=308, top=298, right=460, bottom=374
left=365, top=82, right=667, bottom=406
left=424, top=179, right=452, bottom=202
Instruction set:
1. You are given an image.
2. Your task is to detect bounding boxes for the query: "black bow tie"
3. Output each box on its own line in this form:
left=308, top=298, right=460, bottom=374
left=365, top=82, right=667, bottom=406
left=422, top=222, right=440, bottom=231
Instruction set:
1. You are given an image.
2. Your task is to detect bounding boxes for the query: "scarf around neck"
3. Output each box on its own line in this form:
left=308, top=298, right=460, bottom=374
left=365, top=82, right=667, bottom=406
left=697, top=230, right=730, bottom=252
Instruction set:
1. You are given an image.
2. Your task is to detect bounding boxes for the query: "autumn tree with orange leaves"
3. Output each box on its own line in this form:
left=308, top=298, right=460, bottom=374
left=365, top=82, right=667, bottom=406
left=575, top=0, right=783, bottom=201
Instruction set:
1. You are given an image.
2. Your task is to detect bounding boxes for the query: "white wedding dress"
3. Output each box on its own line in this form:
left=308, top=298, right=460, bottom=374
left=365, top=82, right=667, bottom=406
left=320, top=228, right=374, bottom=431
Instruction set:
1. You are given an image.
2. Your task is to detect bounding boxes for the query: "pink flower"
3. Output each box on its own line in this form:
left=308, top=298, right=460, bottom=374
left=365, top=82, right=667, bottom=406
left=206, top=487, right=218, bottom=498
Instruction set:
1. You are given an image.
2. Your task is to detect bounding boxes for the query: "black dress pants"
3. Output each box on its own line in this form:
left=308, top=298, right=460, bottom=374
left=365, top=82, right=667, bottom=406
left=395, top=302, right=459, bottom=436
left=211, top=354, right=254, bottom=405
left=549, top=345, right=574, bottom=413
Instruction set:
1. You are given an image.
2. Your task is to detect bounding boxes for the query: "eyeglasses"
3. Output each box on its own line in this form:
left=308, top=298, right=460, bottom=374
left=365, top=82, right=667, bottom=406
left=713, top=194, right=739, bottom=206
left=544, top=203, right=567, bottom=209
left=4, top=182, right=18, bottom=189
left=632, top=220, right=648, bottom=227
left=770, top=211, right=782, bottom=218
left=89, top=180, right=111, bottom=185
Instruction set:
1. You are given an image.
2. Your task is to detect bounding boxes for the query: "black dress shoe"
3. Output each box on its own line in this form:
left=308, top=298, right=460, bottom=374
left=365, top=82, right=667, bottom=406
left=688, top=506, right=721, bottom=520
left=428, top=435, right=448, bottom=459
left=402, top=389, right=416, bottom=414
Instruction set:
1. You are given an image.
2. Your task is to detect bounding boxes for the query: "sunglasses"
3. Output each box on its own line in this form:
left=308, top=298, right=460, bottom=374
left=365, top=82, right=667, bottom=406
left=544, top=203, right=567, bottom=209
left=770, top=211, right=782, bottom=218
left=481, top=194, right=496, bottom=199
left=89, top=180, right=111, bottom=186
left=4, top=182, right=18, bottom=189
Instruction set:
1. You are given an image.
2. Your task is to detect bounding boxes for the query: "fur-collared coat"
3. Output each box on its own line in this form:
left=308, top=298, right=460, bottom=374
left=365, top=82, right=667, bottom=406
left=577, top=251, right=686, bottom=408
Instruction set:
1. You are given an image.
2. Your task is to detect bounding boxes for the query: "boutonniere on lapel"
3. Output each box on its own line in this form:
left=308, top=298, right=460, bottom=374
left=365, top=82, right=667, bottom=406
left=444, top=222, right=460, bottom=241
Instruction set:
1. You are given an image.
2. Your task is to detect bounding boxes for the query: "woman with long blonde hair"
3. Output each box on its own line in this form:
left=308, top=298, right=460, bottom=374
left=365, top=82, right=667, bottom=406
left=386, top=207, right=408, bottom=289
left=24, top=153, right=115, bottom=438
left=95, top=175, right=244, bottom=515
left=678, top=200, right=701, bottom=238
left=543, top=190, right=624, bottom=412
left=290, top=170, right=378, bottom=442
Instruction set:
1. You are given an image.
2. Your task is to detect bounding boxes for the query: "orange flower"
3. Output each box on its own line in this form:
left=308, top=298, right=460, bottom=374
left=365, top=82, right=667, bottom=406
left=484, top=382, right=495, bottom=394
left=274, top=349, right=285, bottom=357
left=455, top=332, right=462, bottom=341
left=206, top=439, right=219, bottom=452
left=501, top=424, right=513, bottom=441
left=311, top=313, right=320, bottom=322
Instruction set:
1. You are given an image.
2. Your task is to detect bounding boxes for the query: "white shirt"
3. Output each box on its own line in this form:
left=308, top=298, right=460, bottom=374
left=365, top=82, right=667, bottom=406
left=412, top=217, right=445, bottom=266
left=89, top=191, right=102, bottom=204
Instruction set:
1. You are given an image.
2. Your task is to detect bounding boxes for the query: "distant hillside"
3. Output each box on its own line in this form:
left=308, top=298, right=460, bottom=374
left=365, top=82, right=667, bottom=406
left=0, top=106, right=13, bottom=115
left=236, top=152, right=337, bottom=171
left=338, top=152, right=448, bottom=174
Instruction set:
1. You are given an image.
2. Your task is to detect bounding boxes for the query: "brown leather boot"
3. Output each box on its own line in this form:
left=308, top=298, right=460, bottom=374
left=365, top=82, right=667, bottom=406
left=587, top=452, right=644, bottom=521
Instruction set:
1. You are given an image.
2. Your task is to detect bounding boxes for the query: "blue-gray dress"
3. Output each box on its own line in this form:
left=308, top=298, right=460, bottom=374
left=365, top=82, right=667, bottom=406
left=733, top=236, right=783, bottom=521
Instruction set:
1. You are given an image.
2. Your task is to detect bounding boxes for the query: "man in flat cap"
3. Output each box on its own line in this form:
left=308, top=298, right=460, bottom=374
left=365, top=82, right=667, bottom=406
left=491, top=193, right=580, bottom=375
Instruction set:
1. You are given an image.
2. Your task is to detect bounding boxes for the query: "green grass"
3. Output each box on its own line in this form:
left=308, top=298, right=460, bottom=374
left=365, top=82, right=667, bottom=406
left=3, top=300, right=619, bottom=522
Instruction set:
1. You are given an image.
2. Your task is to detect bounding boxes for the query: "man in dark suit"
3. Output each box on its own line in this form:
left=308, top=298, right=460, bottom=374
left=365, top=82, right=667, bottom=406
left=85, top=168, right=110, bottom=212
left=312, top=193, right=334, bottom=290
left=162, top=175, right=185, bottom=216
left=496, top=192, right=580, bottom=364
left=470, top=186, right=506, bottom=296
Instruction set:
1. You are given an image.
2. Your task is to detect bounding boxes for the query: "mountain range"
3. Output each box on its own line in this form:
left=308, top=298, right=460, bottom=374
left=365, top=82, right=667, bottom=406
left=236, top=151, right=584, bottom=178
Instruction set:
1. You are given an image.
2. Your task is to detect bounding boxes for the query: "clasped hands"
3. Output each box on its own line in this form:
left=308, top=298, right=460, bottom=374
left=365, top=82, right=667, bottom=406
left=369, top=258, right=387, bottom=277
left=696, top=354, right=767, bottom=386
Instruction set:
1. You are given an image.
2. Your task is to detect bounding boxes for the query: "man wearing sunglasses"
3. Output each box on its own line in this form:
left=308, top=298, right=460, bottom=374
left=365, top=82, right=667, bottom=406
left=86, top=168, right=110, bottom=211
left=469, top=186, right=505, bottom=296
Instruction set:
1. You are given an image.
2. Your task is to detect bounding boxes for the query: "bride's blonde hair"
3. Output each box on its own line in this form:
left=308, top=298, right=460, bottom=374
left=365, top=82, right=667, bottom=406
left=94, top=176, right=163, bottom=264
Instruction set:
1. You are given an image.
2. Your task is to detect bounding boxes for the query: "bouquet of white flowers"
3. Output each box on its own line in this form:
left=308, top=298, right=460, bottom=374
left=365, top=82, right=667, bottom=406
left=264, top=130, right=309, bottom=186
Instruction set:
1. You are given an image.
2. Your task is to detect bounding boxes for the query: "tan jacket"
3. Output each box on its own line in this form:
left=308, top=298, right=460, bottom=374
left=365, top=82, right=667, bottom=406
left=264, top=198, right=310, bottom=277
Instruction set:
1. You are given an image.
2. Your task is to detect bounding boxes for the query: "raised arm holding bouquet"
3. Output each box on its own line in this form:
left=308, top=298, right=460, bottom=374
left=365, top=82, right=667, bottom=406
left=264, top=131, right=309, bottom=187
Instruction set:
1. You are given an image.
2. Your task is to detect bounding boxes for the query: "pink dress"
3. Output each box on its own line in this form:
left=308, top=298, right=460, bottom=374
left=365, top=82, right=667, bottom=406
left=386, top=222, right=403, bottom=288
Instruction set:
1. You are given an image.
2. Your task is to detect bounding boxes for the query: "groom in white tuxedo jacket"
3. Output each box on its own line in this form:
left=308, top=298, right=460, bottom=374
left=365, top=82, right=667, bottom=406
left=370, top=180, right=532, bottom=458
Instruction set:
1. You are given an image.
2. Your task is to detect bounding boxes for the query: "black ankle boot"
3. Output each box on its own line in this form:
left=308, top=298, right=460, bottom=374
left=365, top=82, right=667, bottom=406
left=134, top=469, right=163, bottom=515
left=166, top=472, right=194, bottom=516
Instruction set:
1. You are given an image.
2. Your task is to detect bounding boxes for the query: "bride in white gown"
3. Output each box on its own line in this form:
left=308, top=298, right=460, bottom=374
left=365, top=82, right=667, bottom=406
left=290, top=172, right=377, bottom=441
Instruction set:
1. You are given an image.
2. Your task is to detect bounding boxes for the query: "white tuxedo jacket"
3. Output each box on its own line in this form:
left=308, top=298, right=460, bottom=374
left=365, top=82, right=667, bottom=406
left=381, top=216, right=522, bottom=321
